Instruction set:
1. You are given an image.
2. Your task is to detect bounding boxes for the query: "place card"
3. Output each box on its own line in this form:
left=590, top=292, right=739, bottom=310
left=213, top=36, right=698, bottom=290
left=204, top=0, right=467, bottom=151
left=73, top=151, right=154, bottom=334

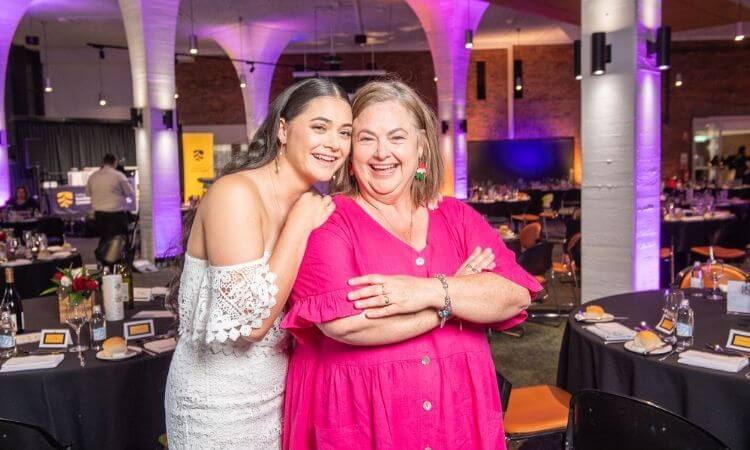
left=16, top=332, right=42, bottom=346
left=123, top=319, right=155, bottom=340
left=133, top=287, right=151, bottom=302
left=38, top=329, right=71, bottom=348
left=726, top=280, right=750, bottom=315
left=150, top=287, right=169, bottom=296
left=726, top=329, right=750, bottom=353
left=655, top=314, right=675, bottom=335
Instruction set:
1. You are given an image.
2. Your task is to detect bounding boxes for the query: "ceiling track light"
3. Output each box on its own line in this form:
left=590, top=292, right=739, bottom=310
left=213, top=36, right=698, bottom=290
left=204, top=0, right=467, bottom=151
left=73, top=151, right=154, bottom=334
left=465, top=29, right=474, bottom=49
left=513, top=59, right=523, bottom=98
left=44, top=77, right=53, bottom=93
left=249, top=63, right=255, bottom=73
left=674, top=73, right=683, bottom=87
left=735, top=1, right=745, bottom=41
left=41, top=21, right=53, bottom=94
left=573, top=40, right=582, bottom=80
left=591, top=32, right=611, bottom=75
left=189, top=34, right=198, bottom=55
left=239, top=73, right=247, bottom=89
left=98, top=92, right=107, bottom=107
left=647, top=26, right=671, bottom=70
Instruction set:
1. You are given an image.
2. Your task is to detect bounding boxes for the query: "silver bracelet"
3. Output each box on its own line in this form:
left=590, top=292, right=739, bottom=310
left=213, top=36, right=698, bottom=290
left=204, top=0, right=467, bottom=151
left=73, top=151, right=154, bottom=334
left=434, top=273, right=452, bottom=328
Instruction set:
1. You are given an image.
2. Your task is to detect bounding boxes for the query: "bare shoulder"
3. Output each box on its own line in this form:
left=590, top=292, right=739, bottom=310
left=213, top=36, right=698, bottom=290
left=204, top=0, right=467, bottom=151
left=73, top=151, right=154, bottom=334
left=199, top=172, right=262, bottom=218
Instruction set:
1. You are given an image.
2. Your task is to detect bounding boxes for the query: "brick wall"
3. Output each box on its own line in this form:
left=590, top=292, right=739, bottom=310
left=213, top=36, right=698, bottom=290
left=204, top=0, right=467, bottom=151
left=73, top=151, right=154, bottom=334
left=467, top=49, right=509, bottom=141
left=176, top=56, right=245, bottom=125
left=663, top=41, right=750, bottom=178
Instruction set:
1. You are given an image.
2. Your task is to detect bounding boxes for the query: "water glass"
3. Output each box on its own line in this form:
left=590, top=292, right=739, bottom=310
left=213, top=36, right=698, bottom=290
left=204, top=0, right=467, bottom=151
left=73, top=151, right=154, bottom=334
left=706, top=261, right=724, bottom=301
left=663, top=288, right=683, bottom=320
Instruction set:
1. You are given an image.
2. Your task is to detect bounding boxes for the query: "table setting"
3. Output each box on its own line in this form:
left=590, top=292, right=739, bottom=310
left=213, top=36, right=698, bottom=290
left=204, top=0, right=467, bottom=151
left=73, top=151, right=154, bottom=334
left=558, top=285, right=750, bottom=450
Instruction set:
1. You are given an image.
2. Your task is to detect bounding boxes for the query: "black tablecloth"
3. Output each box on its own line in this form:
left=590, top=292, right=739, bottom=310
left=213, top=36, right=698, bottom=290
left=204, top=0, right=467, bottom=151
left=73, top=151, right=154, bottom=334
left=0, top=254, right=83, bottom=299
left=1, top=217, right=65, bottom=245
left=661, top=216, right=742, bottom=253
left=467, top=200, right=531, bottom=220
left=0, top=296, right=173, bottom=449
left=557, top=290, right=750, bottom=450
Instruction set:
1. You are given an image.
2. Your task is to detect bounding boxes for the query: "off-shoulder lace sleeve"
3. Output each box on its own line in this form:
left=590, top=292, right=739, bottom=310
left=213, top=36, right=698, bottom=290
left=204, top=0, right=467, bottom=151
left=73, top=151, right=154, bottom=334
left=200, top=254, right=279, bottom=344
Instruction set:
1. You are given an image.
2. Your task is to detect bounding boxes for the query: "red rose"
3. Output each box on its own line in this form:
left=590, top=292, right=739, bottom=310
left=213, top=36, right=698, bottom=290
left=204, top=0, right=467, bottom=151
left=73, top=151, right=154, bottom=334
left=0, top=232, right=6, bottom=242
left=53, top=272, right=63, bottom=281
left=72, top=277, right=89, bottom=292
left=86, top=279, right=98, bottom=291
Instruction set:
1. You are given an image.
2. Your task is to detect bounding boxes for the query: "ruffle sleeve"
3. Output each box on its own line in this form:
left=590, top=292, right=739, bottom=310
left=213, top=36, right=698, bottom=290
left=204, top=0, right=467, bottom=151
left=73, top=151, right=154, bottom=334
left=191, top=252, right=280, bottom=345
left=281, top=220, right=361, bottom=341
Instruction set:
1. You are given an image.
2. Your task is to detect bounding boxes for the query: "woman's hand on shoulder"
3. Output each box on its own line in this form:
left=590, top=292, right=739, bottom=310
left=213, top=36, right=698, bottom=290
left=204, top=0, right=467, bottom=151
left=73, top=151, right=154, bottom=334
left=286, top=192, right=335, bottom=234
left=346, top=274, right=442, bottom=319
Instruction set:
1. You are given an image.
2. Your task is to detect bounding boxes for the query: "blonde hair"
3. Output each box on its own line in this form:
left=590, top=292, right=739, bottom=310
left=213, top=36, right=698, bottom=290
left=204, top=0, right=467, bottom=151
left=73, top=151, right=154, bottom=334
left=332, top=79, right=443, bottom=207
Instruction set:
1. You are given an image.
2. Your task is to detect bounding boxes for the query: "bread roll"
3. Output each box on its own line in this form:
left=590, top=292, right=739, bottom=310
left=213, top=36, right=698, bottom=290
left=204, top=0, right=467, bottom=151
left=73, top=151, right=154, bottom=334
left=584, top=305, right=605, bottom=319
left=102, top=336, right=127, bottom=356
left=634, top=330, right=663, bottom=352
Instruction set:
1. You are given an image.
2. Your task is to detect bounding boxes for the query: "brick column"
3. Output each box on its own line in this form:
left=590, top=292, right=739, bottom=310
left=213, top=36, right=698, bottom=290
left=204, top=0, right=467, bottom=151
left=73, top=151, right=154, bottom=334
left=212, top=23, right=295, bottom=141
left=0, top=1, right=33, bottom=204
left=119, top=0, right=182, bottom=260
left=581, top=0, right=662, bottom=301
left=405, top=0, right=488, bottom=198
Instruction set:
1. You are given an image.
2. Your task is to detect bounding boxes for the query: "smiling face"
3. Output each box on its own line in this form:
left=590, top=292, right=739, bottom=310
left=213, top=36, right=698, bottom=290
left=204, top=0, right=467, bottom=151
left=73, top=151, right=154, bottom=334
left=351, top=101, right=423, bottom=203
left=279, top=96, right=353, bottom=184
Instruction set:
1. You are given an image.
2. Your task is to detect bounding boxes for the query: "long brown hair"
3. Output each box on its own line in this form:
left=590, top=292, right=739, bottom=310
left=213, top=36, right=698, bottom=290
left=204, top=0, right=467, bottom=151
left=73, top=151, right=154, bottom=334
left=331, top=79, right=442, bottom=208
left=167, top=78, right=349, bottom=323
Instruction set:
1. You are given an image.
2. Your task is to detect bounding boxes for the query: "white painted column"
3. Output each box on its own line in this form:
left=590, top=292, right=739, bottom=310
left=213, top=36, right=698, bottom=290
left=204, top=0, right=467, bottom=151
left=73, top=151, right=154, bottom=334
left=0, top=1, right=33, bottom=204
left=405, top=0, right=488, bottom=198
left=212, top=23, right=295, bottom=141
left=581, top=0, right=662, bottom=302
left=119, top=0, right=182, bottom=260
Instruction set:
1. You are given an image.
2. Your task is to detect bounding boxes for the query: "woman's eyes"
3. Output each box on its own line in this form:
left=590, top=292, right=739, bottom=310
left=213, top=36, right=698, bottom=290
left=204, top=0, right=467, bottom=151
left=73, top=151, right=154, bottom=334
left=312, top=125, right=327, bottom=132
left=391, top=135, right=407, bottom=142
left=340, top=130, right=352, bottom=138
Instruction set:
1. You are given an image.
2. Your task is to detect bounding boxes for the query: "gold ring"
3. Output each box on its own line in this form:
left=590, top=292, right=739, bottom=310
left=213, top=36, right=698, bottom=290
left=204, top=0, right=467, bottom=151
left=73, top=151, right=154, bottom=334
left=466, top=263, right=475, bottom=271
left=384, top=294, right=390, bottom=305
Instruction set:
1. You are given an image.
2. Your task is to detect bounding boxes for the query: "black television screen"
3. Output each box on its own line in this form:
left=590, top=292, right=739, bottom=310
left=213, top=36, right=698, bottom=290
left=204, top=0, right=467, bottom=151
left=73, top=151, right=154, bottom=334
left=468, top=137, right=574, bottom=185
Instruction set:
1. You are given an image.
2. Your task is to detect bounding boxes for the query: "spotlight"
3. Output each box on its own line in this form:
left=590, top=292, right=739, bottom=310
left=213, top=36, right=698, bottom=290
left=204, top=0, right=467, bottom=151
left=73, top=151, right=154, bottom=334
left=189, top=34, right=199, bottom=54
left=591, top=32, right=611, bottom=75
left=162, top=110, right=174, bottom=130
left=464, top=29, right=474, bottom=49
left=25, top=35, right=40, bottom=46
left=513, top=59, right=523, bottom=98
left=130, top=107, right=143, bottom=128
left=98, top=92, right=107, bottom=106
left=646, top=26, right=672, bottom=70
left=354, top=34, right=367, bottom=46
left=735, top=22, right=745, bottom=41
left=174, top=92, right=180, bottom=99
left=433, top=76, right=438, bottom=82
left=573, top=40, right=582, bottom=80
left=441, top=120, right=449, bottom=134
left=44, top=77, right=53, bottom=93
left=459, top=119, right=468, bottom=133
left=249, top=63, right=255, bottom=73
left=239, top=73, right=247, bottom=89
left=674, top=73, right=683, bottom=87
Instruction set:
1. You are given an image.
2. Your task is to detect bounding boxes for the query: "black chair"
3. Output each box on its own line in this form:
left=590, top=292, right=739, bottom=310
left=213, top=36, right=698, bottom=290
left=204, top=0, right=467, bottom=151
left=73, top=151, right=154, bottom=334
left=565, top=390, right=729, bottom=450
left=518, top=240, right=553, bottom=280
left=95, top=234, right=128, bottom=266
left=0, top=417, right=72, bottom=449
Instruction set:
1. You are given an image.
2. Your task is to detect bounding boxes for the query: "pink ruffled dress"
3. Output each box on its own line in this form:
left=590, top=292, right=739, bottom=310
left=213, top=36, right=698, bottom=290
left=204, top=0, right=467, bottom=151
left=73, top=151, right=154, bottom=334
left=282, top=196, right=542, bottom=450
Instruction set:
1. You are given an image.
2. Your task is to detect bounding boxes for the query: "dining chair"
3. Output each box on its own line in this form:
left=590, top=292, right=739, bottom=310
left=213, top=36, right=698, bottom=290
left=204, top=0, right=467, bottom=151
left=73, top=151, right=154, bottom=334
left=690, top=245, right=746, bottom=262
left=0, top=417, right=72, bottom=449
left=676, top=262, right=748, bottom=289
left=497, top=371, right=571, bottom=445
left=565, top=390, right=729, bottom=450
left=519, top=222, right=542, bottom=252
left=95, top=234, right=128, bottom=266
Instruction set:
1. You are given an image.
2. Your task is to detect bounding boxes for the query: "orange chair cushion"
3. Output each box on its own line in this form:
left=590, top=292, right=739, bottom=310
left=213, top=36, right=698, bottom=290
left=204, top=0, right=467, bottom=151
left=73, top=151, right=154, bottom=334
left=511, top=214, right=540, bottom=222
left=552, top=262, right=568, bottom=273
left=539, top=211, right=557, bottom=219
left=660, top=248, right=672, bottom=259
left=534, top=274, right=547, bottom=284
left=504, top=385, right=572, bottom=436
left=691, top=246, right=745, bottom=260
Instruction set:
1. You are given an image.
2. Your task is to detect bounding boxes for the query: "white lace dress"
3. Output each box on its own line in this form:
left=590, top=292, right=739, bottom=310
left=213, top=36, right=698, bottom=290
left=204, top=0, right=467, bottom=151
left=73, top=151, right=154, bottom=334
left=165, top=252, right=288, bottom=450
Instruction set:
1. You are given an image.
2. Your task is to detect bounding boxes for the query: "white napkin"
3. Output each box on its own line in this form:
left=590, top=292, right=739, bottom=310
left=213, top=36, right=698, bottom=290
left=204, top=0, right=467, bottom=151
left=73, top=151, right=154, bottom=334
left=678, top=350, right=749, bottom=373
left=0, top=354, right=65, bottom=373
left=583, top=323, right=636, bottom=342
left=144, top=337, right=176, bottom=354
left=681, top=215, right=704, bottom=222
left=46, top=245, right=63, bottom=252
left=3, top=259, right=32, bottom=267
left=52, top=251, right=72, bottom=259
left=132, top=310, right=174, bottom=319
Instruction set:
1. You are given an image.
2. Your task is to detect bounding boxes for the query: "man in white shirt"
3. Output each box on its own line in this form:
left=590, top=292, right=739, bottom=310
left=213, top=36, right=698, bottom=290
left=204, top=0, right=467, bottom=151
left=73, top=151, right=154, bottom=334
left=86, top=153, right=135, bottom=246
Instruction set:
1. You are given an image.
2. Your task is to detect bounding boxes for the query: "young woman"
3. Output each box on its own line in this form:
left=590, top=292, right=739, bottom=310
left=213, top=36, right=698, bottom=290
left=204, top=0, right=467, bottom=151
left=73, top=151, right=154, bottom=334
left=165, top=78, right=353, bottom=449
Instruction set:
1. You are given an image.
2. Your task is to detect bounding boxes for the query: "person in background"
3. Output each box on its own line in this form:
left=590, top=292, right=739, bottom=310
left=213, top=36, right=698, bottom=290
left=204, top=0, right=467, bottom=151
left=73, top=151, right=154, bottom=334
left=734, top=146, right=749, bottom=184
left=86, top=153, right=135, bottom=246
left=5, top=186, right=40, bottom=214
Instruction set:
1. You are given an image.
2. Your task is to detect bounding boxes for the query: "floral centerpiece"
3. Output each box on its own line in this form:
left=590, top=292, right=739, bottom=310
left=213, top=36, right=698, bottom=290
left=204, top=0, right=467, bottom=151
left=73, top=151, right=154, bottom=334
left=41, top=266, right=99, bottom=305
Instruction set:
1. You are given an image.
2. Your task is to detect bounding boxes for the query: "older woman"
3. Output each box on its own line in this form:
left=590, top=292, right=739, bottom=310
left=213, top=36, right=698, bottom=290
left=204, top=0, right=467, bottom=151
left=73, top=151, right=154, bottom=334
left=282, top=80, right=541, bottom=450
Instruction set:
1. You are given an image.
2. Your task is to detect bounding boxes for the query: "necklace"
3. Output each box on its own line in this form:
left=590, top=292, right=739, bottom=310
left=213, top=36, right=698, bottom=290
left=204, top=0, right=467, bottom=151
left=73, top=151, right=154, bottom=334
left=360, top=197, right=414, bottom=245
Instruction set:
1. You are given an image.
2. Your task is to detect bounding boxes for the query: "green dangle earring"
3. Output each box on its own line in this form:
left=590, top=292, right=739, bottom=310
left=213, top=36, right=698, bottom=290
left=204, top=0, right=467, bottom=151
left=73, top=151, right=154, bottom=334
left=415, top=161, right=427, bottom=181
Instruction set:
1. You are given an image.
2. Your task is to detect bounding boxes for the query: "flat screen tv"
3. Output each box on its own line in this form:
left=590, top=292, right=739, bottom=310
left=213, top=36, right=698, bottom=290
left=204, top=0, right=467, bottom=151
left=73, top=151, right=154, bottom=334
left=468, top=137, right=574, bottom=185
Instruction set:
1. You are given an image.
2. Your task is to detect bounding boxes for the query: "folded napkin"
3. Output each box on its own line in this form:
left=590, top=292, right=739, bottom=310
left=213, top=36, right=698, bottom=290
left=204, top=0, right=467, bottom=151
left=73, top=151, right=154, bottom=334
left=678, top=350, right=749, bottom=373
left=3, top=259, right=32, bottom=267
left=144, top=337, right=176, bottom=354
left=0, top=354, right=65, bottom=373
left=583, top=323, right=636, bottom=342
left=681, top=215, right=704, bottom=222
left=132, top=310, right=174, bottom=319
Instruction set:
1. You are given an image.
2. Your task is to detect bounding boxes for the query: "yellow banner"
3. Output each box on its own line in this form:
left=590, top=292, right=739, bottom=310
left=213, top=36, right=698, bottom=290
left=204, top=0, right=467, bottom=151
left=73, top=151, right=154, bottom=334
left=182, top=133, right=214, bottom=203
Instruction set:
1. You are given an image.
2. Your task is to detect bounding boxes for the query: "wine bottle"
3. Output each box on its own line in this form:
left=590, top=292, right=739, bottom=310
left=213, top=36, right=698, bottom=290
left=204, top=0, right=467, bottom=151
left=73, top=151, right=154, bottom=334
left=3, top=268, right=24, bottom=333
left=116, top=263, right=134, bottom=310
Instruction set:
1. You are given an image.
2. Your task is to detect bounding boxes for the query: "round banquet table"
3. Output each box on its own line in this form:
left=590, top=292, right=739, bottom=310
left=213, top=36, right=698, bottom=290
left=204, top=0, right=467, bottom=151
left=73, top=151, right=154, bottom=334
left=0, top=253, right=83, bottom=299
left=0, top=217, right=66, bottom=245
left=661, top=215, right=741, bottom=254
left=0, top=295, right=173, bottom=450
left=557, top=290, right=750, bottom=450
left=467, top=199, right=531, bottom=220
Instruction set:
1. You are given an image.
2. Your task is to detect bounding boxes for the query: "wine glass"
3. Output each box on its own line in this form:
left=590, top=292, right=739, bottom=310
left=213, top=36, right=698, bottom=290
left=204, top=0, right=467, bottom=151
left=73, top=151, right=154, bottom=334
left=706, top=260, right=724, bottom=301
left=7, top=237, right=20, bottom=258
left=663, top=288, right=683, bottom=320
left=22, top=230, right=33, bottom=248
left=66, top=301, right=90, bottom=352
